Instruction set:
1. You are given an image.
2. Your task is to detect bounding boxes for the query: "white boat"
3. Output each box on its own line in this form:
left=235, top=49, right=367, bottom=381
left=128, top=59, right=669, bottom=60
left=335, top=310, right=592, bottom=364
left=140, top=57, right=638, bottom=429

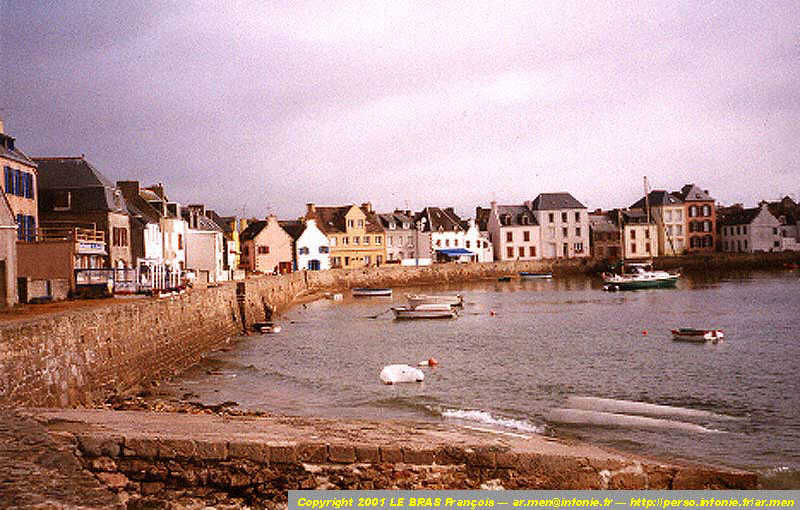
left=672, top=328, right=724, bottom=343
left=405, top=294, right=463, bottom=307
left=352, top=287, right=392, bottom=297
left=392, top=303, right=457, bottom=319
left=602, top=262, right=680, bottom=291
left=519, top=272, right=553, bottom=279
left=253, top=321, right=281, bottom=334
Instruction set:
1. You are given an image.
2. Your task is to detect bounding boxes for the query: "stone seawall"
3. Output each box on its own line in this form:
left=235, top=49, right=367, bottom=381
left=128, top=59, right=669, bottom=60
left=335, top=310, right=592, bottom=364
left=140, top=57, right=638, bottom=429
left=2, top=253, right=797, bottom=408
left=28, top=409, right=756, bottom=508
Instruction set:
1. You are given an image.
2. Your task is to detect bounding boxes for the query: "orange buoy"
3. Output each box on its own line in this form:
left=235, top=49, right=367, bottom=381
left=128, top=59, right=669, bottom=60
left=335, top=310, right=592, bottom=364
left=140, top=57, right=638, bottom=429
left=427, top=357, right=438, bottom=367
left=490, top=310, right=496, bottom=316
left=642, top=330, right=647, bottom=335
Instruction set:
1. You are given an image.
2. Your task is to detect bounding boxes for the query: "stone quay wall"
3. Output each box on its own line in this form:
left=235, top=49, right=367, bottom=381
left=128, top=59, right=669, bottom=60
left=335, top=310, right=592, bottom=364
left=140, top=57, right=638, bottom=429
left=2, top=252, right=798, bottom=408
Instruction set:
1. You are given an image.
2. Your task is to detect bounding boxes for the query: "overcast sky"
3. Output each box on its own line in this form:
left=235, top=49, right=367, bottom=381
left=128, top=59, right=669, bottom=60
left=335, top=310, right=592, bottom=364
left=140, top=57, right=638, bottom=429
left=2, top=1, right=799, bottom=219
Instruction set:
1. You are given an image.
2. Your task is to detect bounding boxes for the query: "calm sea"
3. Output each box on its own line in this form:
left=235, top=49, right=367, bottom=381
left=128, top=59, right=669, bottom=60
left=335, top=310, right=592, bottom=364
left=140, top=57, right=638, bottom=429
left=165, top=269, right=800, bottom=488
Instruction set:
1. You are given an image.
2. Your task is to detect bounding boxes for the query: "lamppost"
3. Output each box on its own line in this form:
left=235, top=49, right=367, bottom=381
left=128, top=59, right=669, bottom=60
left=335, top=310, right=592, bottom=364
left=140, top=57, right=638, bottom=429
left=415, top=217, right=427, bottom=267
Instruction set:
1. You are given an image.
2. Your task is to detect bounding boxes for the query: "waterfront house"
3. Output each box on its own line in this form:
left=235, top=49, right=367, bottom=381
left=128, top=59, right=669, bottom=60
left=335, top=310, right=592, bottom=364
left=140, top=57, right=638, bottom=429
left=277, top=219, right=304, bottom=270
left=717, top=203, right=783, bottom=253
left=615, top=209, right=659, bottom=260
left=292, top=218, right=330, bottom=271
left=239, top=215, right=294, bottom=273
left=0, top=117, right=38, bottom=305
left=674, top=184, right=716, bottom=254
left=182, top=204, right=225, bottom=283
left=630, top=190, right=686, bottom=256
left=528, top=193, right=590, bottom=259
left=378, top=210, right=431, bottom=265
left=117, top=181, right=166, bottom=292
left=305, top=203, right=386, bottom=269
left=206, top=210, right=243, bottom=278
left=479, top=202, right=541, bottom=262
left=140, top=184, right=187, bottom=278
left=766, top=196, right=800, bottom=251
left=588, top=210, right=621, bottom=260
left=34, top=156, right=132, bottom=269
left=414, top=207, right=475, bottom=263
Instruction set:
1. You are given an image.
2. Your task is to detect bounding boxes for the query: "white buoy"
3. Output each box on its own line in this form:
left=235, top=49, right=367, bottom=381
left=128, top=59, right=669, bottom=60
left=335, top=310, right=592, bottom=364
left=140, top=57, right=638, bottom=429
left=379, top=364, right=425, bottom=384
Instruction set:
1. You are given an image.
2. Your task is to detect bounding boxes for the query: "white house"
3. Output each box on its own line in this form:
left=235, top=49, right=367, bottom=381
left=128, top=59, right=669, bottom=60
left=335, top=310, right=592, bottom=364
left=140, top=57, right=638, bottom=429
left=719, top=203, right=783, bottom=253
left=183, top=204, right=225, bottom=283
left=295, top=219, right=331, bottom=270
left=415, top=207, right=476, bottom=263
left=479, top=202, right=541, bottom=262
left=528, top=193, right=590, bottom=259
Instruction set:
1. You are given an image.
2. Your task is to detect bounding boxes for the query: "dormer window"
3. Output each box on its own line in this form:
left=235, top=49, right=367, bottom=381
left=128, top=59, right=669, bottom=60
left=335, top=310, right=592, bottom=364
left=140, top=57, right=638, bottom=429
left=53, top=190, right=71, bottom=211
left=389, top=222, right=396, bottom=230
left=403, top=222, right=409, bottom=229
left=501, top=214, right=511, bottom=226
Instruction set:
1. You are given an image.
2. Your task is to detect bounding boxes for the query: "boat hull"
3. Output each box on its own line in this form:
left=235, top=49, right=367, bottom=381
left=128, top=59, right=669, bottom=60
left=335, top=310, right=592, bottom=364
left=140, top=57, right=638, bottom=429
left=406, top=294, right=463, bottom=307
left=392, top=305, right=457, bottom=319
left=519, top=272, right=552, bottom=279
left=603, top=276, right=679, bottom=290
left=352, top=288, right=392, bottom=297
left=672, top=329, right=724, bottom=343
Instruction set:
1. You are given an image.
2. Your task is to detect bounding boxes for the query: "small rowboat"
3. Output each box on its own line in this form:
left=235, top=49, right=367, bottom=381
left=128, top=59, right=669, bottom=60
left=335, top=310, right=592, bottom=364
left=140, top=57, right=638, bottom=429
left=352, top=287, right=392, bottom=297
left=253, top=322, right=281, bottom=334
left=497, top=276, right=512, bottom=282
left=519, top=272, right=553, bottom=279
left=392, top=303, right=457, bottom=320
left=671, top=328, right=724, bottom=343
left=406, top=294, right=463, bottom=307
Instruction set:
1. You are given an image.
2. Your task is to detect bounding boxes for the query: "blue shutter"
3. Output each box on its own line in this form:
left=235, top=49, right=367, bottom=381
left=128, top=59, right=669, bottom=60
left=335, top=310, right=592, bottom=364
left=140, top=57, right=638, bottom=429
left=12, top=169, right=20, bottom=196
left=26, top=173, right=34, bottom=198
left=3, top=167, right=10, bottom=193
left=16, top=214, right=23, bottom=240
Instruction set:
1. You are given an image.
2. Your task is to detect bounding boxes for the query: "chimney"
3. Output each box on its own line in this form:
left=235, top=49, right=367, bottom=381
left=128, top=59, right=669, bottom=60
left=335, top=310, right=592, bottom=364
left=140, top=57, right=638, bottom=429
left=306, top=203, right=316, bottom=216
left=445, top=207, right=455, bottom=215
left=116, top=181, right=140, bottom=201
left=491, top=201, right=498, bottom=213
left=0, top=115, right=4, bottom=134
left=361, top=202, right=373, bottom=213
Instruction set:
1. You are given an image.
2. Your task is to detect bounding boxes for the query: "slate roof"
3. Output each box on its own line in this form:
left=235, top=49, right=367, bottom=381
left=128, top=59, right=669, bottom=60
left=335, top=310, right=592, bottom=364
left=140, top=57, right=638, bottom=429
left=588, top=213, right=619, bottom=233
left=495, top=205, right=538, bottom=227
left=414, top=207, right=467, bottom=232
left=475, top=207, right=491, bottom=231
left=530, top=193, right=585, bottom=210
left=306, top=205, right=384, bottom=234
left=181, top=207, right=223, bottom=232
left=279, top=220, right=305, bottom=241
left=377, top=211, right=415, bottom=230
left=240, top=221, right=267, bottom=241
left=34, top=157, right=127, bottom=213
left=206, top=210, right=238, bottom=234
left=767, top=197, right=799, bottom=225
left=0, top=132, right=37, bottom=167
left=630, top=190, right=683, bottom=209
left=676, top=184, right=713, bottom=202
left=33, top=157, right=116, bottom=189
left=717, top=206, right=764, bottom=226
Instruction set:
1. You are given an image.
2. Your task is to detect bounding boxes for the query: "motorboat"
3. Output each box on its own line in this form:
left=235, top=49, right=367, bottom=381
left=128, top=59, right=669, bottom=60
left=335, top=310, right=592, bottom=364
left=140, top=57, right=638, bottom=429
left=405, top=294, right=463, bottom=307
left=253, top=322, right=281, bottom=334
left=602, top=262, right=679, bottom=291
left=352, top=287, right=392, bottom=297
left=392, top=303, right=457, bottom=319
left=672, top=328, right=724, bottom=343
left=519, top=272, right=553, bottom=279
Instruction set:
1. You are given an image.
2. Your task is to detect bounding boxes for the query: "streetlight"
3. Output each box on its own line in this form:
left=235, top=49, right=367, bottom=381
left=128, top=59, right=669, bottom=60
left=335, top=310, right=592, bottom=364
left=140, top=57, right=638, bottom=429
left=415, top=217, right=427, bottom=267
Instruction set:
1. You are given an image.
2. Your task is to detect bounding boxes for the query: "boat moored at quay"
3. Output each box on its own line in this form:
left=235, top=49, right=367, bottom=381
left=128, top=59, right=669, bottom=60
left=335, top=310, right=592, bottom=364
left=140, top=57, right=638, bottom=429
left=602, top=262, right=680, bottom=291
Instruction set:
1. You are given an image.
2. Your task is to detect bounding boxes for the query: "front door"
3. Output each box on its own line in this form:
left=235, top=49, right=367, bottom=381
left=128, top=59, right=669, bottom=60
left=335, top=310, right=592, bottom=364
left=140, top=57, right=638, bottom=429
left=308, top=259, right=320, bottom=271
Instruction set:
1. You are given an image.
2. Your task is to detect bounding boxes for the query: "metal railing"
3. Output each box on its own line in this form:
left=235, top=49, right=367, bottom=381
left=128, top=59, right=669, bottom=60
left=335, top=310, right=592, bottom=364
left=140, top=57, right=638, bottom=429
left=36, top=225, right=105, bottom=243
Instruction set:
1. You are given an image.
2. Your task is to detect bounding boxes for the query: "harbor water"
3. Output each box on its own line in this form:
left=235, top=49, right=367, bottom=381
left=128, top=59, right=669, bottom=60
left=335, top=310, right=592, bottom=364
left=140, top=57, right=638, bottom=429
left=166, top=269, right=800, bottom=488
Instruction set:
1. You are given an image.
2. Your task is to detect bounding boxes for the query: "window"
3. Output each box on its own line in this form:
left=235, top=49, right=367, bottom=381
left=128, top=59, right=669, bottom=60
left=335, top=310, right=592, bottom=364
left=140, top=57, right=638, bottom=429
left=631, top=243, right=636, bottom=254
left=343, top=237, right=349, bottom=245
left=575, top=227, right=581, bottom=237
left=548, top=227, right=555, bottom=238
left=574, top=242, right=583, bottom=253
left=52, top=190, right=72, bottom=211
left=353, top=236, right=360, bottom=245
left=704, top=221, right=712, bottom=232
left=344, top=256, right=350, bottom=266
left=548, top=213, right=554, bottom=223
left=347, top=219, right=354, bottom=228
left=329, top=237, right=337, bottom=246
left=772, top=227, right=778, bottom=235
left=298, top=247, right=309, bottom=255
left=3, top=166, right=11, bottom=193
left=178, top=234, right=183, bottom=249
left=563, top=242, right=568, bottom=256
left=358, top=219, right=364, bottom=227
left=529, top=246, right=536, bottom=257
left=774, top=240, right=780, bottom=248
left=743, top=239, right=748, bottom=250
left=675, top=210, right=682, bottom=221
left=258, top=246, right=269, bottom=254
left=436, top=239, right=441, bottom=247
left=406, top=236, right=412, bottom=246
left=466, top=240, right=471, bottom=249
left=575, top=212, right=581, bottom=222
left=364, top=255, right=371, bottom=265
left=454, top=239, right=459, bottom=247
left=665, top=210, right=672, bottom=222
left=562, top=227, right=568, bottom=237
left=112, top=227, right=128, bottom=247
left=702, top=205, right=711, bottom=216
left=689, top=206, right=697, bottom=217
left=445, top=239, right=450, bottom=247
left=376, top=255, right=383, bottom=265
left=363, top=236, right=370, bottom=245
left=506, top=231, right=513, bottom=242
left=675, top=225, right=682, bottom=235
left=516, top=246, right=523, bottom=257
left=523, top=231, right=530, bottom=242
left=506, top=246, right=514, bottom=258
left=644, top=229, right=649, bottom=239
left=388, top=236, right=393, bottom=247
left=16, top=214, right=36, bottom=242
left=561, top=212, right=568, bottom=223
left=376, top=236, right=382, bottom=245
left=631, top=229, right=636, bottom=240
left=646, top=242, right=651, bottom=253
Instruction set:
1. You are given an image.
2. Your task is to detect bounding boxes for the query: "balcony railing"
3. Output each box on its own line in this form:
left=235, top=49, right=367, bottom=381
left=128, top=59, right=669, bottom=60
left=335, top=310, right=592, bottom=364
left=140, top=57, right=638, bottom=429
left=35, top=226, right=105, bottom=243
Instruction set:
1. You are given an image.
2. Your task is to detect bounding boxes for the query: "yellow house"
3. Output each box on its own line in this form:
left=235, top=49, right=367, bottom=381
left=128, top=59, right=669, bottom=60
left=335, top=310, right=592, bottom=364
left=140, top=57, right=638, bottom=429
left=305, top=202, right=386, bottom=268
